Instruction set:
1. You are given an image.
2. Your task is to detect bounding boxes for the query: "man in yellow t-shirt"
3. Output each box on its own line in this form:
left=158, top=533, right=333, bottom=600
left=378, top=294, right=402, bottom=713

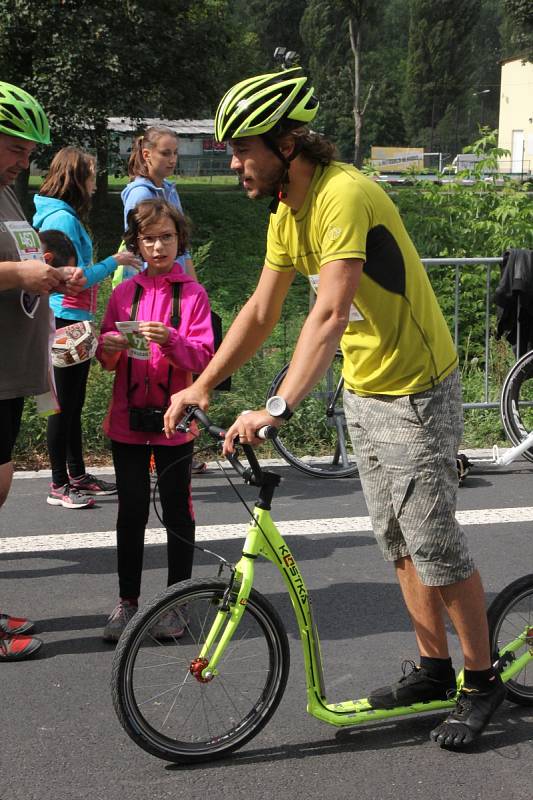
left=165, top=68, right=505, bottom=747
left=265, top=158, right=458, bottom=396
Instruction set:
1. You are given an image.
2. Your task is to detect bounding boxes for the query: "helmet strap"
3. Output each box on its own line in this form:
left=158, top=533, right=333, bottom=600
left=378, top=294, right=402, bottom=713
left=262, top=132, right=301, bottom=214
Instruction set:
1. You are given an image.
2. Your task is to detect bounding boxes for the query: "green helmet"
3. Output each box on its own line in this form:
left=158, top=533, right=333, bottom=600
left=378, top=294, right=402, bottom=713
left=0, top=82, right=50, bottom=145
left=215, top=67, right=318, bottom=142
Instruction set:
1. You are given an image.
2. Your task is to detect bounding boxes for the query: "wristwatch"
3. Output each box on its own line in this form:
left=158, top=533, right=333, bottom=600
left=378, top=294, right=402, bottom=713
left=266, top=395, right=293, bottom=420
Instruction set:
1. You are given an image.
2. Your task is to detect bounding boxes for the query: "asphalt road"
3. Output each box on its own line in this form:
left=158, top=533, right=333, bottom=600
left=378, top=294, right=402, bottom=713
left=1, top=455, right=532, bottom=800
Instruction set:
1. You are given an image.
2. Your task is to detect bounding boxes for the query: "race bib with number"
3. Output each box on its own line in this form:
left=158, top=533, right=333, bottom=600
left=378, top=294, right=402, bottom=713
left=3, top=220, right=45, bottom=319
left=115, top=321, right=150, bottom=360
left=308, top=273, right=364, bottom=322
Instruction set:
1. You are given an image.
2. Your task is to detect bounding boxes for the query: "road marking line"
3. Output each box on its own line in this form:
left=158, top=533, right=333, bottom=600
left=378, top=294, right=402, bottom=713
left=1, top=507, right=532, bottom=554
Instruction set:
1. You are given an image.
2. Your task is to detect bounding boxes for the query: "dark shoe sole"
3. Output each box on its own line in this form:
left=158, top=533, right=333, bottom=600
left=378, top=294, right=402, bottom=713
left=369, top=681, right=456, bottom=709
left=430, top=683, right=506, bottom=747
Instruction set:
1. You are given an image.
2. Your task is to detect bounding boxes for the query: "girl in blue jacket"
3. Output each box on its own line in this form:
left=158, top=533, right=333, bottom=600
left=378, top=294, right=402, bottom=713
left=33, top=146, right=140, bottom=508
left=117, top=126, right=197, bottom=285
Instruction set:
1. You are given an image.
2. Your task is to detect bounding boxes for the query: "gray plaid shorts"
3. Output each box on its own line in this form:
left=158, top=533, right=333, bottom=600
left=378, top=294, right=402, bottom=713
left=343, top=369, right=475, bottom=586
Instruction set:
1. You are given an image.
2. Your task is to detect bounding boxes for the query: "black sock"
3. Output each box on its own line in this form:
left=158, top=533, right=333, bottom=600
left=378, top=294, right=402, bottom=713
left=463, top=667, right=499, bottom=692
left=420, top=656, right=455, bottom=680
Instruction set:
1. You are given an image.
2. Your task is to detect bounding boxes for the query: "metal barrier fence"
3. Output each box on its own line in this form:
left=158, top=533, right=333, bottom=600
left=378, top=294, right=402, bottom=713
left=421, top=257, right=504, bottom=410
left=177, top=155, right=235, bottom=178
left=308, top=257, right=507, bottom=411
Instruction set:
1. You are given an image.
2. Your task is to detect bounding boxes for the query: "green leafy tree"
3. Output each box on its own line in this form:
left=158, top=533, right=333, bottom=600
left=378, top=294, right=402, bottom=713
left=301, top=0, right=380, bottom=164
left=395, top=130, right=532, bottom=367
left=359, top=0, right=409, bottom=154
left=239, top=0, right=308, bottom=71
left=401, top=0, right=480, bottom=150
left=0, top=0, right=249, bottom=198
left=300, top=0, right=409, bottom=162
left=502, top=0, right=533, bottom=59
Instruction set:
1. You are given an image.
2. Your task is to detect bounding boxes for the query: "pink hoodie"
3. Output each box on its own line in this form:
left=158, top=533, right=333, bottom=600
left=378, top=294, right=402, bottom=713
left=96, top=263, right=214, bottom=446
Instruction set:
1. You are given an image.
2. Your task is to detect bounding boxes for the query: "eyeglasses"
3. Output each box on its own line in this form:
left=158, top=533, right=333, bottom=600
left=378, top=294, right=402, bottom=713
left=138, top=233, right=177, bottom=248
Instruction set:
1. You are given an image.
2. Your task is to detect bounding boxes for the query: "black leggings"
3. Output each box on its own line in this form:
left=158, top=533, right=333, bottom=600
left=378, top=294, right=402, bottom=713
left=111, top=439, right=195, bottom=600
left=47, top=318, right=90, bottom=486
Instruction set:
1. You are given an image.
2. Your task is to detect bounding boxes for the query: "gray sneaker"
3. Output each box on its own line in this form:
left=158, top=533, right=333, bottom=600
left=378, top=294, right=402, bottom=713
left=47, top=483, right=95, bottom=509
left=103, top=600, right=137, bottom=642
left=150, top=607, right=188, bottom=640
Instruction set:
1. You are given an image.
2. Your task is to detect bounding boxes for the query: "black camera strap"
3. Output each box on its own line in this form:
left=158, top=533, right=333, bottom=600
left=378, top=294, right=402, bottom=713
left=126, top=281, right=181, bottom=406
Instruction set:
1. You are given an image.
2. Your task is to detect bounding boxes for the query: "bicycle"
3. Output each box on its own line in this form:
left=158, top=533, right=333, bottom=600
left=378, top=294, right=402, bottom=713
left=464, top=348, right=533, bottom=472
left=266, top=349, right=357, bottom=478
left=266, top=342, right=533, bottom=477
left=111, top=407, right=533, bottom=764
left=499, top=348, right=533, bottom=463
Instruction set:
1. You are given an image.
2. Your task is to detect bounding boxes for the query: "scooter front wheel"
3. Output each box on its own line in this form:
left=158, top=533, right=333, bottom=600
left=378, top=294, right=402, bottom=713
left=111, top=578, right=291, bottom=763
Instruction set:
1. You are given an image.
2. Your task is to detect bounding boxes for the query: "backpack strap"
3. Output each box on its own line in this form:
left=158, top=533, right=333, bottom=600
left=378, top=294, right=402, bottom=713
left=126, top=283, right=144, bottom=401
left=170, top=281, right=181, bottom=328
left=159, top=282, right=181, bottom=405
left=130, top=283, right=143, bottom=319
left=126, top=281, right=182, bottom=407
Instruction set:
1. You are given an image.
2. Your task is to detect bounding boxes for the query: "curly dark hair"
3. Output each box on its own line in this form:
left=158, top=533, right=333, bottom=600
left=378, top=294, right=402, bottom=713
left=270, top=126, right=337, bottom=166
left=124, top=199, right=190, bottom=256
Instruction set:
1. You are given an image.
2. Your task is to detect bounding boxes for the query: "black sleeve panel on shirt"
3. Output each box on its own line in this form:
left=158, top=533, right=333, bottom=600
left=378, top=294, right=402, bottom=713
left=363, top=225, right=406, bottom=295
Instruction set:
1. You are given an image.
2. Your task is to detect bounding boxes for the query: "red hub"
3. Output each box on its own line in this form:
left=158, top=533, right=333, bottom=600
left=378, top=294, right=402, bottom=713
left=190, top=657, right=214, bottom=683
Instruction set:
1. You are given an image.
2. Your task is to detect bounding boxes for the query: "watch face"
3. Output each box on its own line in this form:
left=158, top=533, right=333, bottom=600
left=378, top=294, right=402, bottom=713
left=267, top=396, right=286, bottom=417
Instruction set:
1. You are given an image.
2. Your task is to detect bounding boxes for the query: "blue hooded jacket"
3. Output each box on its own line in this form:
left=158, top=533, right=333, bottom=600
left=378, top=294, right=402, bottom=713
left=120, top=177, right=190, bottom=280
left=33, top=194, right=117, bottom=320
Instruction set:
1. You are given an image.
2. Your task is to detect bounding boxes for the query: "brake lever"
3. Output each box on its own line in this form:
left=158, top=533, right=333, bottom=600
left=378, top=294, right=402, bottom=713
left=176, top=405, right=205, bottom=434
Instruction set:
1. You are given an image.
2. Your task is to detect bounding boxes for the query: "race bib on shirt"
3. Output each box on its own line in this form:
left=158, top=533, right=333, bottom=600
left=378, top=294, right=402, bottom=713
left=3, top=220, right=45, bottom=319
left=308, top=273, right=364, bottom=322
left=4, top=220, right=43, bottom=260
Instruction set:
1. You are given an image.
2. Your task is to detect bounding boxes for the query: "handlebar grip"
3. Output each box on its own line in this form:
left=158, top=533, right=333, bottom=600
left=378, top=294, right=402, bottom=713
left=178, top=406, right=277, bottom=444
left=257, top=425, right=278, bottom=440
left=177, top=406, right=225, bottom=438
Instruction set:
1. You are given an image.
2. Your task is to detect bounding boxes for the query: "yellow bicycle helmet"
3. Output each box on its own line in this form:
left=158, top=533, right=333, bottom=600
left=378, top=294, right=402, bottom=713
left=0, top=81, right=50, bottom=144
left=215, top=67, right=318, bottom=142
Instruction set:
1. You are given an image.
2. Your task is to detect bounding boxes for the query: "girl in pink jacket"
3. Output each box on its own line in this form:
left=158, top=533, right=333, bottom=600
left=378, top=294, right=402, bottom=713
left=97, top=199, right=213, bottom=641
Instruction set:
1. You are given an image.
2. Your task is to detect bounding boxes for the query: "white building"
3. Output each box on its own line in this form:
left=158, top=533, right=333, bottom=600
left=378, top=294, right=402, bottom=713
left=107, top=117, right=231, bottom=176
left=497, top=58, right=533, bottom=175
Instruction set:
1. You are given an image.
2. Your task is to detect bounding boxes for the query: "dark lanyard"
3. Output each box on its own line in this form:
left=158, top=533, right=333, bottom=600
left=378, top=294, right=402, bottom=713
left=126, top=281, right=181, bottom=405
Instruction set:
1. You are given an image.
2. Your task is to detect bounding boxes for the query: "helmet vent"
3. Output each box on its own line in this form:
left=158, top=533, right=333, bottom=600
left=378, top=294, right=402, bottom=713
left=26, top=107, right=38, bottom=129
left=1, top=102, right=21, bottom=124
left=0, top=119, right=19, bottom=134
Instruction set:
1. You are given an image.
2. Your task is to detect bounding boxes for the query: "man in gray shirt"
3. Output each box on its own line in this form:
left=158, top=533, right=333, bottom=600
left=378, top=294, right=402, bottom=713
left=0, top=82, right=85, bottom=661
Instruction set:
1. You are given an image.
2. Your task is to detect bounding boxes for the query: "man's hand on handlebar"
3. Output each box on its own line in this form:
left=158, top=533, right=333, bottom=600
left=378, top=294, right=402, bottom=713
left=164, top=385, right=211, bottom=438
left=223, top=409, right=281, bottom=456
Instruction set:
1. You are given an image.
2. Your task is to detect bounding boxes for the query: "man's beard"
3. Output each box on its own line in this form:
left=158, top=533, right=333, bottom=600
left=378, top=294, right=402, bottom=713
left=0, top=169, right=18, bottom=187
left=242, top=161, right=287, bottom=200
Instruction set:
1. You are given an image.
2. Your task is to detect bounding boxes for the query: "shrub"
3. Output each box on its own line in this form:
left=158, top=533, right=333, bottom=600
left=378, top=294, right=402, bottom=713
left=14, top=134, right=533, bottom=465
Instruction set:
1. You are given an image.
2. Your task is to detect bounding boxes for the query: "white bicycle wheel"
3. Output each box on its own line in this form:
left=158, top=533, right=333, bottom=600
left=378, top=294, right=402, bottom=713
left=500, top=350, right=533, bottom=463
